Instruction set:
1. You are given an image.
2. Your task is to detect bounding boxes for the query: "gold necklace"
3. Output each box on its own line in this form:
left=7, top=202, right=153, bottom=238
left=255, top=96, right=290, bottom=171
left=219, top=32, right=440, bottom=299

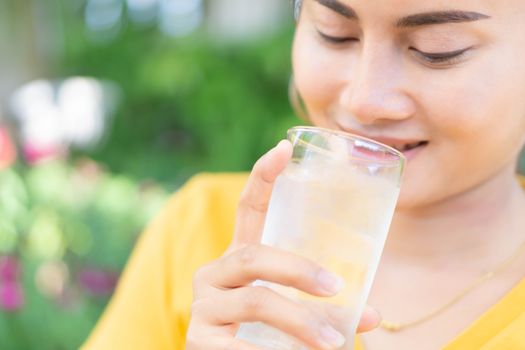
left=379, top=237, right=525, bottom=332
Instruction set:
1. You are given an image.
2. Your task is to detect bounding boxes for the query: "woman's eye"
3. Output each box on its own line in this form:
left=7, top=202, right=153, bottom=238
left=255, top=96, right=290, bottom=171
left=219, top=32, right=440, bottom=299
left=410, top=47, right=472, bottom=66
left=317, top=30, right=357, bottom=44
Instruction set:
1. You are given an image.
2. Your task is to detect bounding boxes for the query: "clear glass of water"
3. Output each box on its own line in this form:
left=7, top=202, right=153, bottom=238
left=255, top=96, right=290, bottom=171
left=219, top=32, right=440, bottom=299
left=236, top=126, right=405, bottom=350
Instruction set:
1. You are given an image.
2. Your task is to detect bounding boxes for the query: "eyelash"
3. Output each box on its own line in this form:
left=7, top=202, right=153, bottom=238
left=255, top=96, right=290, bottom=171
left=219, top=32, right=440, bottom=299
left=317, top=30, right=471, bottom=66
left=317, top=31, right=358, bottom=44
left=410, top=47, right=471, bottom=66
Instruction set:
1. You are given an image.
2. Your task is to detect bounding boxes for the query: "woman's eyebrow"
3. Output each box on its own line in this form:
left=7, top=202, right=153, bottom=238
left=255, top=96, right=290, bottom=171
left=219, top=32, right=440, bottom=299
left=312, top=0, right=490, bottom=28
left=396, top=11, right=491, bottom=27
left=313, top=0, right=358, bottom=20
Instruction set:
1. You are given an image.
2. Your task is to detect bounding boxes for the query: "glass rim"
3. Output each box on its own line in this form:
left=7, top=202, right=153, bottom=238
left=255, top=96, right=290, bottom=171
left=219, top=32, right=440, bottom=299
left=288, top=126, right=406, bottom=164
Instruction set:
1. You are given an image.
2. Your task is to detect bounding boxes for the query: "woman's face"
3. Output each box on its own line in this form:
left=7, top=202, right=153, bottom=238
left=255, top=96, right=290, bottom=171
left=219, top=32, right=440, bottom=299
left=293, top=0, right=525, bottom=210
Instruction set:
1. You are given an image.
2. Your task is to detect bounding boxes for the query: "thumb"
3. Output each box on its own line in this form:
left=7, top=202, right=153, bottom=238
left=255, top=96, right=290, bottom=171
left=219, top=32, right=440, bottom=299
left=230, top=140, right=293, bottom=249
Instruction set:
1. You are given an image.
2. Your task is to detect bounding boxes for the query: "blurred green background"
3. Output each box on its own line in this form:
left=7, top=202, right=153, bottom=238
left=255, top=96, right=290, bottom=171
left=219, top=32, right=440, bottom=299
left=0, top=0, right=300, bottom=348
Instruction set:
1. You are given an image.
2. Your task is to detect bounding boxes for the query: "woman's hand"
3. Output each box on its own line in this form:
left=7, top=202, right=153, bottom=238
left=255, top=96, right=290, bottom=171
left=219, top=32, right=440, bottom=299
left=186, top=140, right=381, bottom=350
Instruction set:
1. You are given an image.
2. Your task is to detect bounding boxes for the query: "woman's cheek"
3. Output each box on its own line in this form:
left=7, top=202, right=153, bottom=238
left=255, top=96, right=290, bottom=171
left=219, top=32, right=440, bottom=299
left=425, top=48, right=521, bottom=140
left=293, top=32, right=352, bottom=109
left=411, top=69, right=487, bottom=140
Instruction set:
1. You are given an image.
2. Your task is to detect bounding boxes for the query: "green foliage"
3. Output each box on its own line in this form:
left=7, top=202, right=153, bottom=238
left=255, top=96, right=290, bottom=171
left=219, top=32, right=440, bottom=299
left=57, top=13, right=301, bottom=187
left=0, top=162, right=168, bottom=350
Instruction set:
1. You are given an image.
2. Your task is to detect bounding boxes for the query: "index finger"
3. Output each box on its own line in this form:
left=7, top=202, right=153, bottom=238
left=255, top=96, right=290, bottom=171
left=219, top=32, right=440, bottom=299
left=231, top=140, right=293, bottom=249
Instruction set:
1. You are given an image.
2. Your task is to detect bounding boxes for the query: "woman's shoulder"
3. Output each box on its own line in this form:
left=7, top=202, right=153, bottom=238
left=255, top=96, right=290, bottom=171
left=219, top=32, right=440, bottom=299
left=174, top=172, right=249, bottom=199
left=171, top=170, right=249, bottom=221
left=160, top=173, right=250, bottom=328
left=156, top=172, right=249, bottom=253
left=162, top=172, right=249, bottom=221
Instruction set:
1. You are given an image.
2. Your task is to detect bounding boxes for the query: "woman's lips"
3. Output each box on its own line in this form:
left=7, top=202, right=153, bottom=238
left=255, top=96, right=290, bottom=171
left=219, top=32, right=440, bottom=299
left=371, top=138, right=429, bottom=161
left=338, top=129, right=429, bottom=161
left=397, top=141, right=428, bottom=160
left=331, top=121, right=428, bottom=161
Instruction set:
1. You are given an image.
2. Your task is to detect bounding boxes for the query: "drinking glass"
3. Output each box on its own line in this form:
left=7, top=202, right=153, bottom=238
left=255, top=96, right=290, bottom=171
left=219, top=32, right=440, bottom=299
left=236, top=126, right=405, bottom=349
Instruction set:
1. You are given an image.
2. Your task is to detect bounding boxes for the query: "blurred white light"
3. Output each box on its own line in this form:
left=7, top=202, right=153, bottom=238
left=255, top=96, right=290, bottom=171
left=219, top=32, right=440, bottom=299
left=85, top=0, right=124, bottom=38
left=127, top=0, right=159, bottom=24
left=159, top=0, right=203, bottom=37
left=9, top=77, right=120, bottom=154
left=10, top=80, right=55, bottom=124
left=58, top=78, right=105, bottom=148
left=23, top=106, right=63, bottom=147
left=9, top=80, right=64, bottom=151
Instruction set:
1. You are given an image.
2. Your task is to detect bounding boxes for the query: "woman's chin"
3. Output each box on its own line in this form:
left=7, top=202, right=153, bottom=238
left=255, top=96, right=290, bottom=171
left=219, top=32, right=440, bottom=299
left=395, top=170, right=437, bottom=212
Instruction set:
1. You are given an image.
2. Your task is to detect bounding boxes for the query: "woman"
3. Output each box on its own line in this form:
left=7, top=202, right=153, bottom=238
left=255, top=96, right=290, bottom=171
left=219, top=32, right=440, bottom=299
left=82, top=0, right=525, bottom=349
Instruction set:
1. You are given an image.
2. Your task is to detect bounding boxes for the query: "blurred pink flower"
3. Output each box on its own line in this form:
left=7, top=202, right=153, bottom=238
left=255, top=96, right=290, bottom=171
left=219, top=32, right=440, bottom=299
left=22, top=141, right=66, bottom=166
left=0, top=281, right=24, bottom=311
left=77, top=268, right=119, bottom=297
left=0, top=127, right=16, bottom=169
left=0, top=255, right=20, bottom=282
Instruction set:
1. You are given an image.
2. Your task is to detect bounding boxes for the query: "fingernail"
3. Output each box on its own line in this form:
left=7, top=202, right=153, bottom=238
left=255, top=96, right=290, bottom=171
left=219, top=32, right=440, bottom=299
left=319, top=323, right=346, bottom=349
left=276, top=139, right=288, bottom=148
left=276, top=139, right=292, bottom=152
left=317, top=270, right=345, bottom=295
left=261, top=140, right=287, bottom=161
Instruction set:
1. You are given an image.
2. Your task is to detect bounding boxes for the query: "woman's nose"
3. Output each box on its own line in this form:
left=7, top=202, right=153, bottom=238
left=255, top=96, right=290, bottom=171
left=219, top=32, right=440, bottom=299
left=340, top=47, right=416, bottom=125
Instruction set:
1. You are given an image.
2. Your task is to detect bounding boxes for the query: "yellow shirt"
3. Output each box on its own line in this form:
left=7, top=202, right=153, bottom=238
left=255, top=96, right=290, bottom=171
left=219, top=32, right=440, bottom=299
left=82, top=173, right=525, bottom=350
